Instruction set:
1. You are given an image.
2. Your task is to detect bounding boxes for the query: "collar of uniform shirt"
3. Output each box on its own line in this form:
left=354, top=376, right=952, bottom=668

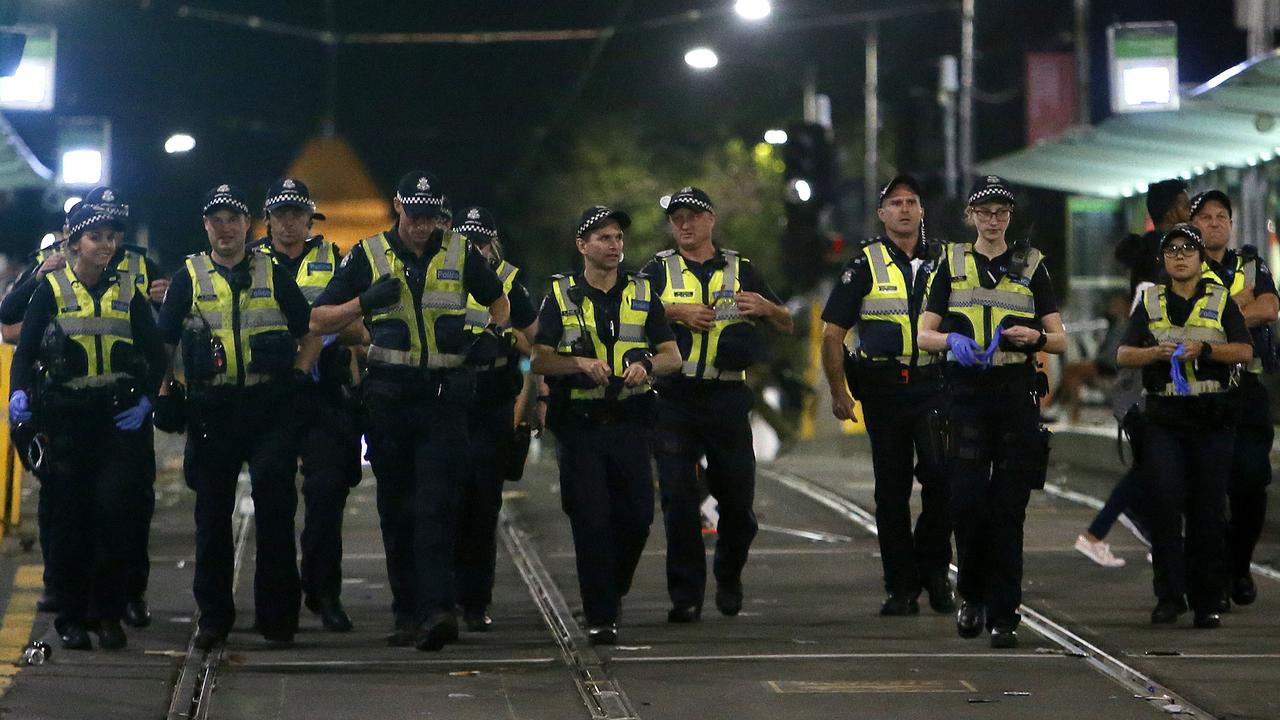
left=387, top=226, right=443, bottom=270
left=574, top=271, right=631, bottom=298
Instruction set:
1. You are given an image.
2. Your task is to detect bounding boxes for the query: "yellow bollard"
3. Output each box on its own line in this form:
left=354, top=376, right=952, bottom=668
left=0, top=344, right=23, bottom=538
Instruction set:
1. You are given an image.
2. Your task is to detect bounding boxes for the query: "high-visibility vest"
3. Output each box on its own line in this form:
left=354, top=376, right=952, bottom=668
left=857, top=240, right=938, bottom=366
left=1202, top=252, right=1263, bottom=373
left=361, top=231, right=471, bottom=370
left=45, top=265, right=138, bottom=389
left=35, top=242, right=151, bottom=296
left=654, top=248, right=751, bottom=381
left=463, top=259, right=519, bottom=367
left=183, top=253, right=290, bottom=386
left=551, top=274, right=653, bottom=400
left=257, top=238, right=338, bottom=305
left=1142, top=283, right=1232, bottom=395
left=942, top=242, right=1042, bottom=366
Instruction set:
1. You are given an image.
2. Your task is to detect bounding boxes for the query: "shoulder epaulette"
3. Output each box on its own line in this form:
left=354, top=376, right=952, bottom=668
left=1239, top=244, right=1260, bottom=260
left=721, top=248, right=740, bottom=257
left=549, top=273, right=570, bottom=281
left=655, top=248, right=677, bottom=258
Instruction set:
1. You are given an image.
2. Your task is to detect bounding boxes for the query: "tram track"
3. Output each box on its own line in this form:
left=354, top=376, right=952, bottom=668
left=761, top=465, right=1218, bottom=720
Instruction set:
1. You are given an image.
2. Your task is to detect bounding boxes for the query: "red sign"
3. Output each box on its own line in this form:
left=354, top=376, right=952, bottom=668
left=1026, top=52, right=1078, bottom=145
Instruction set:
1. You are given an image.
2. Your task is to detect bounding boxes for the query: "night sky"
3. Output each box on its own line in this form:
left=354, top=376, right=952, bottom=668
left=0, top=0, right=1251, bottom=270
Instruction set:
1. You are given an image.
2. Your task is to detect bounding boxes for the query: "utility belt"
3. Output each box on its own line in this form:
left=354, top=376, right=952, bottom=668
left=363, top=367, right=477, bottom=405
left=847, top=356, right=942, bottom=395
left=944, top=362, right=1037, bottom=392
left=35, top=379, right=140, bottom=422
left=187, top=380, right=288, bottom=409
left=560, top=394, right=654, bottom=425
left=1144, top=391, right=1240, bottom=429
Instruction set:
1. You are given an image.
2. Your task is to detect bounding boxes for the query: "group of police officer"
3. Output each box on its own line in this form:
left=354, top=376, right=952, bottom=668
left=6, top=164, right=1269, bottom=654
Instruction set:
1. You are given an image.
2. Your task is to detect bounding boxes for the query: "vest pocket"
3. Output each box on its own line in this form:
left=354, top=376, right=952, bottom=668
left=247, top=330, right=297, bottom=375
left=434, top=314, right=473, bottom=355
left=712, top=323, right=761, bottom=371
left=371, top=321, right=411, bottom=351
left=857, top=320, right=904, bottom=359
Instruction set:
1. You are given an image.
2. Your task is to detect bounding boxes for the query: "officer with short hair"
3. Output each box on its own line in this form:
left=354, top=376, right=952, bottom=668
left=821, top=175, right=954, bottom=617
left=0, top=186, right=164, bottom=627
left=1190, top=190, right=1278, bottom=607
left=250, top=178, right=360, bottom=632
left=156, top=184, right=319, bottom=650
left=917, top=176, right=1066, bottom=649
left=8, top=201, right=165, bottom=649
left=311, top=171, right=509, bottom=651
left=1117, top=223, right=1253, bottom=629
left=532, top=206, right=682, bottom=645
left=452, top=206, right=539, bottom=632
left=638, top=187, right=792, bottom=623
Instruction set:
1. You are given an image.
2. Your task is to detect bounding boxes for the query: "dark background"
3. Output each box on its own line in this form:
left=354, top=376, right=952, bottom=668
left=0, top=0, right=1252, bottom=278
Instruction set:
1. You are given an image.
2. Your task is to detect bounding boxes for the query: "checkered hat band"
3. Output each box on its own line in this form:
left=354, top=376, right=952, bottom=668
left=69, top=211, right=118, bottom=237
left=203, top=198, right=250, bottom=215
left=578, top=210, right=611, bottom=237
left=397, top=193, right=444, bottom=207
left=969, top=188, right=1014, bottom=205
left=266, top=192, right=315, bottom=209
left=455, top=223, right=497, bottom=238
left=670, top=197, right=713, bottom=212
left=88, top=203, right=129, bottom=219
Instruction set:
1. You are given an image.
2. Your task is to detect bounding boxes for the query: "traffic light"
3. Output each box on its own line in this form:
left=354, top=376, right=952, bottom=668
left=780, top=122, right=836, bottom=291
left=782, top=123, right=834, bottom=208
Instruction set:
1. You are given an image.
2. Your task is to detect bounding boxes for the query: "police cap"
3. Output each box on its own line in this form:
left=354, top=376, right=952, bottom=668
left=576, top=205, right=631, bottom=239
left=455, top=206, right=498, bottom=243
left=265, top=177, right=326, bottom=221
left=967, top=175, right=1016, bottom=206
left=1189, top=189, right=1232, bottom=219
left=395, top=170, right=449, bottom=218
left=878, top=174, right=923, bottom=207
left=661, top=186, right=715, bottom=215
left=202, top=184, right=251, bottom=216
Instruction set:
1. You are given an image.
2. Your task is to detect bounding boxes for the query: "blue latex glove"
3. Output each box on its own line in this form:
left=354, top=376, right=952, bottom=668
left=946, top=333, right=982, bottom=367
left=8, top=390, right=31, bottom=424
left=981, top=326, right=1004, bottom=365
left=114, top=396, right=153, bottom=431
left=1170, top=344, right=1191, bottom=396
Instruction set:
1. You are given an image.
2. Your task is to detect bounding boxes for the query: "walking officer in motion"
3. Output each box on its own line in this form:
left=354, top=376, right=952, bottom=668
left=917, top=176, right=1066, bottom=649
left=1116, top=223, right=1253, bottom=629
left=531, top=206, right=682, bottom=645
left=155, top=184, right=319, bottom=650
left=639, top=187, right=792, bottom=623
left=821, top=175, right=954, bottom=617
left=310, top=171, right=509, bottom=651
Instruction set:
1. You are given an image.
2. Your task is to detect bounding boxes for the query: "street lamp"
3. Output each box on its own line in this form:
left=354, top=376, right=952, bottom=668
left=165, top=133, right=196, bottom=154
left=764, top=129, right=788, bottom=145
left=684, top=47, right=719, bottom=70
left=62, top=196, right=81, bottom=214
left=734, top=0, right=771, bottom=21
left=60, top=150, right=102, bottom=185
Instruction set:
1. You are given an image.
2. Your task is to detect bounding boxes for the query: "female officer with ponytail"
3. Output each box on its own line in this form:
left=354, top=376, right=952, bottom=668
left=7, top=202, right=165, bottom=650
left=917, top=176, right=1066, bottom=649
left=1117, top=223, right=1253, bottom=630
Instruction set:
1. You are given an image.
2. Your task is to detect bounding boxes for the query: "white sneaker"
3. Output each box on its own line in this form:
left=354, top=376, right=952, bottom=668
left=1074, top=534, right=1126, bottom=567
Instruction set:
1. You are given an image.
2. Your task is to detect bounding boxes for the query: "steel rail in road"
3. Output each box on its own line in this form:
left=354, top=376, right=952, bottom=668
left=762, top=466, right=1218, bottom=720
left=499, top=507, right=642, bottom=720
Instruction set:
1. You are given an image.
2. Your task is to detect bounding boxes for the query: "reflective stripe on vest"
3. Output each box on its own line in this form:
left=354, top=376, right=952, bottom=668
left=1142, top=283, right=1231, bottom=392
left=858, top=241, right=937, bottom=366
left=464, top=260, right=518, bottom=332
left=183, top=253, right=289, bottom=386
left=45, top=265, right=137, bottom=384
left=363, top=231, right=470, bottom=370
left=655, top=249, right=750, bottom=381
left=944, top=242, right=1041, bottom=366
left=1202, top=254, right=1263, bottom=372
left=552, top=275, right=652, bottom=399
left=259, top=240, right=337, bottom=305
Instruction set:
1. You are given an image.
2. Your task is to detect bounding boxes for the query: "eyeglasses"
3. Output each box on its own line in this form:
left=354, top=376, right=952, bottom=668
left=973, top=208, right=1011, bottom=222
left=1162, top=244, right=1198, bottom=258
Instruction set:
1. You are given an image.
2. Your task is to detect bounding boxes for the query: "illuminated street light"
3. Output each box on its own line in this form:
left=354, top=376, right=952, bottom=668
left=764, top=129, right=788, bottom=145
left=40, top=232, right=58, bottom=248
left=165, top=133, right=196, bottom=154
left=60, top=149, right=102, bottom=185
left=62, top=196, right=82, bottom=214
left=787, top=178, right=813, bottom=203
left=684, top=47, right=719, bottom=70
left=734, top=0, right=772, bottom=21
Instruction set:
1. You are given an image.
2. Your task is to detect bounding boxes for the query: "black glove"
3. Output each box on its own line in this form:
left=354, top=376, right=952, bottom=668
left=359, top=277, right=402, bottom=314
left=153, top=382, right=186, bottom=434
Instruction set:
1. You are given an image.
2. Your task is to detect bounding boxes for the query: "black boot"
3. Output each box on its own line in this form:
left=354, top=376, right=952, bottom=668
left=923, top=576, right=957, bottom=613
left=956, top=601, right=985, bottom=639
left=1150, top=598, right=1188, bottom=624
left=56, top=619, right=92, bottom=650
left=715, top=578, right=743, bottom=617
left=415, top=613, right=459, bottom=651
left=123, top=597, right=151, bottom=628
left=1231, top=575, right=1257, bottom=606
left=310, top=596, right=353, bottom=633
left=463, top=606, right=492, bottom=632
left=879, top=594, right=920, bottom=616
left=96, top=620, right=127, bottom=650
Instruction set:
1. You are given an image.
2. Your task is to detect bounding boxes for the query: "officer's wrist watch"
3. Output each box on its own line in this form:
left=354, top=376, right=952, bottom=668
left=1201, top=342, right=1213, bottom=360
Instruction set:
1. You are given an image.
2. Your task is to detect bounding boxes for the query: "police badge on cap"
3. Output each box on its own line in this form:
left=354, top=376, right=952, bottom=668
left=660, top=186, right=715, bottom=215
left=202, top=184, right=251, bottom=216
left=454, top=206, right=499, bottom=242
left=395, top=170, right=448, bottom=218
left=967, top=175, right=1015, bottom=206
left=264, top=177, right=326, bottom=220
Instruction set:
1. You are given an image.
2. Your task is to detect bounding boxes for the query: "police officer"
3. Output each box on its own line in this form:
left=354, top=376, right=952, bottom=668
left=0, top=186, right=164, bottom=627
left=452, top=206, right=539, bottom=632
left=8, top=201, right=165, bottom=649
left=531, top=206, right=682, bottom=645
left=250, top=178, right=360, bottom=632
left=1190, top=190, right=1278, bottom=607
left=155, top=184, right=318, bottom=650
left=821, top=175, right=954, bottom=616
left=310, top=171, right=509, bottom=651
left=917, top=176, right=1066, bottom=649
left=1116, top=223, right=1253, bottom=629
left=636, top=188, right=792, bottom=623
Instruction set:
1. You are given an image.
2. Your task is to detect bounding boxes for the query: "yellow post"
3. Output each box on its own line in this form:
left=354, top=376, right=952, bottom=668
left=0, top=344, right=23, bottom=538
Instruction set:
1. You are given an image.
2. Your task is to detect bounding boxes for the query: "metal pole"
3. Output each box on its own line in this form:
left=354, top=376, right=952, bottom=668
left=865, top=22, right=879, bottom=236
left=959, top=0, right=974, bottom=183
left=938, top=56, right=959, bottom=198
left=803, top=65, right=818, bottom=123
left=1074, top=0, right=1090, bottom=125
